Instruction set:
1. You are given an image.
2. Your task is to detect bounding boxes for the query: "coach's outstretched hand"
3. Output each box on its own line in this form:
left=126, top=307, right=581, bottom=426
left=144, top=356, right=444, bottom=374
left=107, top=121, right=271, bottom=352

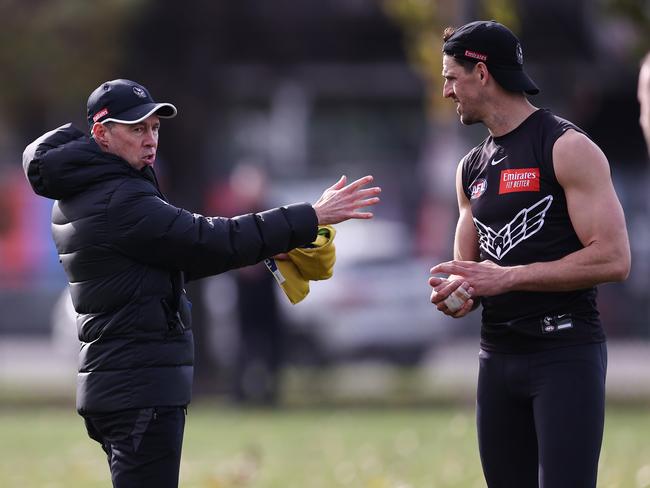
left=313, top=175, right=381, bottom=225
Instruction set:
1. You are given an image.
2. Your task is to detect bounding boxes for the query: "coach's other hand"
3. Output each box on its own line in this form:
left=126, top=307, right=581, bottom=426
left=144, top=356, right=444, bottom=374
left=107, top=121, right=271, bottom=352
left=313, top=175, right=381, bottom=225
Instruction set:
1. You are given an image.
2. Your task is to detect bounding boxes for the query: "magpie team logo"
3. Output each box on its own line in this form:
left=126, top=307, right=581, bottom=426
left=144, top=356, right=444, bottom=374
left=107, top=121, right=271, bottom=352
left=133, top=86, right=147, bottom=98
left=473, top=195, right=553, bottom=260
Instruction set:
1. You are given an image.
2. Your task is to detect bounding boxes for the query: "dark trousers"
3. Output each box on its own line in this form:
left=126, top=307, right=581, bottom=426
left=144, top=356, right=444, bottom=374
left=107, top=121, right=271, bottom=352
left=477, top=342, right=607, bottom=488
left=83, top=406, right=186, bottom=488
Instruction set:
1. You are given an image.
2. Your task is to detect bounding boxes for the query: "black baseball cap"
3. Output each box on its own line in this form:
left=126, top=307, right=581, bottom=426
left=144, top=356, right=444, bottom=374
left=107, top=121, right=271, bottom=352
left=443, top=20, right=539, bottom=95
left=87, top=79, right=177, bottom=127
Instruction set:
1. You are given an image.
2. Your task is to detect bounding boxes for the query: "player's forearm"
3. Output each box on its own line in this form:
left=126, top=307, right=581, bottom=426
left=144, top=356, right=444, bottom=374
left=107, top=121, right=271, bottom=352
left=505, top=240, right=630, bottom=292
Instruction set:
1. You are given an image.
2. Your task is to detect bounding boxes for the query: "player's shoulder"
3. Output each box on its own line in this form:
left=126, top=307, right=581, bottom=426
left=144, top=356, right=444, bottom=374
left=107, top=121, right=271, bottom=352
left=554, top=128, right=602, bottom=159
left=553, top=128, right=609, bottom=186
left=540, top=109, right=591, bottom=144
left=461, top=137, right=491, bottom=167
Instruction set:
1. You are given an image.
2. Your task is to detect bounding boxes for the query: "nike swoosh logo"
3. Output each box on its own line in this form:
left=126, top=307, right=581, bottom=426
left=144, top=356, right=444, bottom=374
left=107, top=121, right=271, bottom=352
left=491, top=156, right=507, bottom=166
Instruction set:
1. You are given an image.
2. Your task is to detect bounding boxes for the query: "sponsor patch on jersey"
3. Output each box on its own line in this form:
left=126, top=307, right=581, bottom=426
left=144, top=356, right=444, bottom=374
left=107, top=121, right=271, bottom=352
left=499, top=168, right=540, bottom=194
left=470, top=178, right=487, bottom=199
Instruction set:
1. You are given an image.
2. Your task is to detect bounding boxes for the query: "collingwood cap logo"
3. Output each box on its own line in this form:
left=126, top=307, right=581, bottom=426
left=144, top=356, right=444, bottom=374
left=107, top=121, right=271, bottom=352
left=133, top=86, right=147, bottom=98
left=516, top=43, right=524, bottom=65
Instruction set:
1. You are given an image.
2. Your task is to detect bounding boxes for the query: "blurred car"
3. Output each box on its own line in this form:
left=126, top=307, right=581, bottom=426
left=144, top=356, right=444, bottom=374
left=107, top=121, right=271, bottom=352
left=276, top=217, right=456, bottom=365
left=50, top=180, right=461, bottom=369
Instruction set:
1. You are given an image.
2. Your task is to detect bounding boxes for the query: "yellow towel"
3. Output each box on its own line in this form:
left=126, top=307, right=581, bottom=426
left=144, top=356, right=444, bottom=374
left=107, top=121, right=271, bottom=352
left=264, top=225, right=336, bottom=304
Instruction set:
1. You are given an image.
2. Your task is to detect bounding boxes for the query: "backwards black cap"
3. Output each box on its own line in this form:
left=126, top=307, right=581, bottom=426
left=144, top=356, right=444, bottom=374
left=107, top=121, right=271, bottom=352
left=443, top=20, right=539, bottom=95
left=87, top=79, right=177, bottom=127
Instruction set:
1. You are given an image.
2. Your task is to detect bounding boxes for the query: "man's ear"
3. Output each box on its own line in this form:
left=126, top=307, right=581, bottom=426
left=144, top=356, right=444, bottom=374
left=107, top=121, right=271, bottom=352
left=476, top=62, right=489, bottom=84
left=92, top=123, right=110, bottom=148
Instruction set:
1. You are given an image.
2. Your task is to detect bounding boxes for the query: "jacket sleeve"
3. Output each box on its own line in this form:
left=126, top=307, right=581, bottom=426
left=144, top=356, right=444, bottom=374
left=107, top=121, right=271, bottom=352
left=107, top=181, right=318, bottom=280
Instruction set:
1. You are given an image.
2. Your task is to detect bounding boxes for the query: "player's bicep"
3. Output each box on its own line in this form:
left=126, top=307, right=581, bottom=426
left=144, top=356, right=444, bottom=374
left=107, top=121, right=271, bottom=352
left=554, top=130, right=628, bottom=249
left=454, top=161, right=480, bottom=261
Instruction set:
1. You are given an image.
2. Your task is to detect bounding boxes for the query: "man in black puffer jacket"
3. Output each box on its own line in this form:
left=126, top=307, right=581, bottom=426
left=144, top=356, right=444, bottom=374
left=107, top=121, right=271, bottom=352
left=22, top=79, right=380, bottom=488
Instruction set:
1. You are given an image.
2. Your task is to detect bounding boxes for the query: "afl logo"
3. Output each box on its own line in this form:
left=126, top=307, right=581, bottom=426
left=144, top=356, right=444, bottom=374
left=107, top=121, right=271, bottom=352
left=133, top=86, right=147, bottom=98
left=470, top=178, right=487, bottom=199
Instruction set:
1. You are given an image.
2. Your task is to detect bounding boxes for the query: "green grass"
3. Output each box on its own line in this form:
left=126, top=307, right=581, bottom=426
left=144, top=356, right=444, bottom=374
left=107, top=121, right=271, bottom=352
left=0, top=404, right=649, bottom=488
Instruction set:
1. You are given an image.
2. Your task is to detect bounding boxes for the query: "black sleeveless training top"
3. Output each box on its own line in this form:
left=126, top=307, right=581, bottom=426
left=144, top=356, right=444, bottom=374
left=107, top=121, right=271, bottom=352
left=461, top=108, right=604, bottom=353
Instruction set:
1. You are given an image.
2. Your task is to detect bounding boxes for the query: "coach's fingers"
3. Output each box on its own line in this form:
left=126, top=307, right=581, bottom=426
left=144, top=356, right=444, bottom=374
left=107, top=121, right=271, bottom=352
left=355, top=196, right=381, bottom=209
left=347, top=211, right=374, bottom=220
left=328, top=175, right=347, bottom=191
left=343, top=175, right=374, bottom=193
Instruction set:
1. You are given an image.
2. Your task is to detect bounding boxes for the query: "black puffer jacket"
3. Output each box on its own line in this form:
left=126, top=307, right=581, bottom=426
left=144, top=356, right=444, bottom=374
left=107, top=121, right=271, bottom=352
left=22, top=124, right=317, bottom=414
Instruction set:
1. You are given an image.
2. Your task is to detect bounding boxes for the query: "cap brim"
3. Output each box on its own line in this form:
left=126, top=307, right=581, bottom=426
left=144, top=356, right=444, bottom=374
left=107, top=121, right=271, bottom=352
left=490, top=67, right=540, bottom=95
left=102, top=102, right=177, bottom=125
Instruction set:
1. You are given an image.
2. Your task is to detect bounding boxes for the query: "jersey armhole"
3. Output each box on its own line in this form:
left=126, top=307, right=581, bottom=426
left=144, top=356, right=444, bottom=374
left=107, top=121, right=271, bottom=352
left=460, top=155, right=471, bottom=200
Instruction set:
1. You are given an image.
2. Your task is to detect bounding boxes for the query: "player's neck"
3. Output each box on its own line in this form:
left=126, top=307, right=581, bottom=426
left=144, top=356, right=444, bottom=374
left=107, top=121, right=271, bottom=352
left=484, top=96, right=537, bottom=138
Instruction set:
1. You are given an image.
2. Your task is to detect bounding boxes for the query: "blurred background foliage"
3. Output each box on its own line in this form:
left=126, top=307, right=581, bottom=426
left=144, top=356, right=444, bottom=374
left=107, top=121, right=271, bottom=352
left=0, top=0, right=147, bottom=144
left=1, top=0, right=650, bottom=396
left=381, top=0, right=519, bottom=118
left=605, top=0, right=650, bottom=56
left=1, top=0, right=648, bottom=160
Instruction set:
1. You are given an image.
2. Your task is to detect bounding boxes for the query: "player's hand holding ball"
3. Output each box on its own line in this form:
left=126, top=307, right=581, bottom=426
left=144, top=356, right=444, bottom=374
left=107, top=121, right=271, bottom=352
left=444, top=285, right=472, bottom=313
left=429, top=274, right=475, bottom=318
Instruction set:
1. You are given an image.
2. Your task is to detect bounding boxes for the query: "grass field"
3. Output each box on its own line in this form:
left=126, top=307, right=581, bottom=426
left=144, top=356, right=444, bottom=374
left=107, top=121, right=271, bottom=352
left=1, top=404, right=649, bottom=488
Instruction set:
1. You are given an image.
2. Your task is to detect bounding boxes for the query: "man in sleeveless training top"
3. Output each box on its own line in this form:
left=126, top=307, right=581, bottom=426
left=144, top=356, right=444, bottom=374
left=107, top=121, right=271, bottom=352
left=429, top=21, right=630, bottom=488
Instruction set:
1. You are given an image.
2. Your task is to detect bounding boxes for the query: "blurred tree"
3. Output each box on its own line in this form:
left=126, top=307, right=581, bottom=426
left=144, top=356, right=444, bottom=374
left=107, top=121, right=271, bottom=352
left=118, top=0, right=412, bottom=393
left=120, top=0, right=230, bottom=394
left=0, top=0, right=226, bottom=391
left=604, top=0, right=650, bottom=56
left=380, top=0, right=517, bottom=121
left=0, top=0, right=149, bottom=148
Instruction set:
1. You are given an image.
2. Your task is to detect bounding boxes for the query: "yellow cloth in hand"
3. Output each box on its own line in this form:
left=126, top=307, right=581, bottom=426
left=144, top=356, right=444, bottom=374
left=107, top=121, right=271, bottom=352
left=264, top=225, right=336, bottom=304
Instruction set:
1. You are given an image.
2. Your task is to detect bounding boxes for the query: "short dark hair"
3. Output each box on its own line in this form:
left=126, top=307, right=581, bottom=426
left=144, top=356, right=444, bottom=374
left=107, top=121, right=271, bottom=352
left=443, top=27, right=478, bottom=72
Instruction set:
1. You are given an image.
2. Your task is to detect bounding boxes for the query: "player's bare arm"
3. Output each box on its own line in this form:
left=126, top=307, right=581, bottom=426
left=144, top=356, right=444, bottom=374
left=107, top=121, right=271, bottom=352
left=431, top=130, right=630, bottom=296
left=429, top=161, right=478, bottom=317
left=508, top=129, right=630, bottom=289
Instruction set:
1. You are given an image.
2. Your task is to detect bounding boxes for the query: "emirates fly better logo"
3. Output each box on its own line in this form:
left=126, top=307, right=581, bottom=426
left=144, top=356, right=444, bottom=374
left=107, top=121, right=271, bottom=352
left=499, top=168, right=540, bottom=194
